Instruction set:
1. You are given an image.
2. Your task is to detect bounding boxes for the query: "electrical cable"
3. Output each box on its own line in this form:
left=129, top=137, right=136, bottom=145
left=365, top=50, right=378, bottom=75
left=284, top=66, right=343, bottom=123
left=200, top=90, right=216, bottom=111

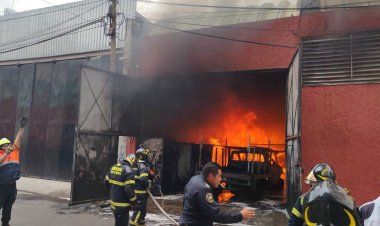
left=0, top=0, right=104, bottom=22
left=0, top=17, right=104, bottom=51
left=146, top=17, right=297, bottom=32
left=0, top=2, right=105, bottom=48
left=4, top=0, right=373, bottom=53
left=115, top=13, right=127, bottom=41
left=157, top=8, right=295, bottom=22
left=0, top=18, right=102, bottom=54
left=41, top=0, right=94, bottom=21
left=143, top=15, right=367, bottom=34
left=137, top=0, right=380, bottom=11
left=142, top=20, right=297, bottom=48
left=295, top=0, right=318, bottom=37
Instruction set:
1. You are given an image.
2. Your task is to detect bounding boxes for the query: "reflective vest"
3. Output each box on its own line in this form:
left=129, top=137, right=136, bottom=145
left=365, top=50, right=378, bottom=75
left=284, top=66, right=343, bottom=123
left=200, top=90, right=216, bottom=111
left=0, top=144, right=21, bottom=184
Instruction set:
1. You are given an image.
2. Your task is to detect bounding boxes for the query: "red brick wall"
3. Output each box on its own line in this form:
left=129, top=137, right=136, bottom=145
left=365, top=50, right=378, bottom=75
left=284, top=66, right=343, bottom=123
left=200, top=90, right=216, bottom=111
left=301, top=84, right=380, bottom=205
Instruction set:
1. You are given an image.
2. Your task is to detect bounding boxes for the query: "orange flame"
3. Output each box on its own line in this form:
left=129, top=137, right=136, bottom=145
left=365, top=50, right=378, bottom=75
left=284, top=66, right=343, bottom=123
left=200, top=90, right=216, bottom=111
left=218, top=190, right=235, bottom=203
left=169, top=92, right=286, bottom=187
left=207, top=99, right=286, bottom=183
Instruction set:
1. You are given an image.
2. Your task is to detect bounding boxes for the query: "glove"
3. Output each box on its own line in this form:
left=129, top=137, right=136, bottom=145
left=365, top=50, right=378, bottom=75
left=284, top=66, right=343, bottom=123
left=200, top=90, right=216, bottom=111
left=5, top=146, right=14, bottom=154
left=20, top=116, right=28, bottom=128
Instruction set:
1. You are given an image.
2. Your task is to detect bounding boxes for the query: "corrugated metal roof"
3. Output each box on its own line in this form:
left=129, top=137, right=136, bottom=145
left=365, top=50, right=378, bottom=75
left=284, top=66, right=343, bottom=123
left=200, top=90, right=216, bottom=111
left=0, top=0, right=136, bottom=62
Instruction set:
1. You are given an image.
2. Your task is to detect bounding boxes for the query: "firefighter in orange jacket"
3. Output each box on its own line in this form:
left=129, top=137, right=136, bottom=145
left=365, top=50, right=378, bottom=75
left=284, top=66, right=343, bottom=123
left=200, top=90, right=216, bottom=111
left=0, top=117, right=28, bottom=226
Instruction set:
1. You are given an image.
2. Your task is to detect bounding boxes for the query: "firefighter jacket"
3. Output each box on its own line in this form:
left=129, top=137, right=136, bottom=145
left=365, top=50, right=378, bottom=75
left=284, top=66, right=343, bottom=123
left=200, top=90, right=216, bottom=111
left=179, top=175, right=242, bottom=226
left=134, top=160, right=150, bottom=195
left=288, top=193, right=307, bottom=226
left=360, top=196, right=380, bottom=226
left=0, top=144, right=20, bottom=184
left=105, top=160, right=136, bottom=210
left=289, top=180, right=362, bottom=226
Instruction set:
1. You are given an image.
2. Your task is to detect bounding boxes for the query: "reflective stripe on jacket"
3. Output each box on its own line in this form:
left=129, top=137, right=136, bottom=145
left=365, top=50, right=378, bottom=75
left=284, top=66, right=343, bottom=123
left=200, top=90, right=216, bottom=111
left=134, top=160, right=150, bottom=195
left=105, top=160, right=136, bottom=210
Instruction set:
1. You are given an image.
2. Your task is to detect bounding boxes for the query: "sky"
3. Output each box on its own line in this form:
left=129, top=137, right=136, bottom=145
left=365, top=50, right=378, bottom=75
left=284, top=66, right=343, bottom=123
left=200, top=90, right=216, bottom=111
left=0, top=0, right=80, bottom=14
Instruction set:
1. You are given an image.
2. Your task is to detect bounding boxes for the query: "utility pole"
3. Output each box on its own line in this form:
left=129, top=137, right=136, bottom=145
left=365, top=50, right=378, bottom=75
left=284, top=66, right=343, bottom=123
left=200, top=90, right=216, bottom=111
left=122, top=18, right=133, bottom=75
left=110, top=0, right=117, bottom=72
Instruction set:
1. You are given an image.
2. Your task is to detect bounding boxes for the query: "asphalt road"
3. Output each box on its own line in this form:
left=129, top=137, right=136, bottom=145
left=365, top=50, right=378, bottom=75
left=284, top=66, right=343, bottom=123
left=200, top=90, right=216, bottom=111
left=6, top=191, right=112, bottom=226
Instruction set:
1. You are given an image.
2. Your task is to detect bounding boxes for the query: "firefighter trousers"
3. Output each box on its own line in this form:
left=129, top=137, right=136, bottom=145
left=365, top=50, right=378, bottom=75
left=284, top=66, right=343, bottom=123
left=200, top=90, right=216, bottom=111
left=130, top=194, right=148, bottom=226
left=0, top=183, right=17, bottom=226
left=112, top=206, right=130, bottom=226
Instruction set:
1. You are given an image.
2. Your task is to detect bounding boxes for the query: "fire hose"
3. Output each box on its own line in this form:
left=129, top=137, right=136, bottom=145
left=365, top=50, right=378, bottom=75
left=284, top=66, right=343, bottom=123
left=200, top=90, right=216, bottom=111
left=147, top=189, right=179, bottom=226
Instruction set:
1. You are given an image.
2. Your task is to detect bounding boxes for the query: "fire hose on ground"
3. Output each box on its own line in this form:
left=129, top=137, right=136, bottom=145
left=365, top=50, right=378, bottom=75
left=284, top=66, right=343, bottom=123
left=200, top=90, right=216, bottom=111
left=147, top=189, right=179, bottom=226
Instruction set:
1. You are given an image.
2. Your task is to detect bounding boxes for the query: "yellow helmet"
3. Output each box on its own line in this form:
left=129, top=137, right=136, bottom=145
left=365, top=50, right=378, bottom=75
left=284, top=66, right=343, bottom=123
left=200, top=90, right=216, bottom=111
left=0, top=138, right=11, bottom=147
left=125, top=154, right=136, bottom=166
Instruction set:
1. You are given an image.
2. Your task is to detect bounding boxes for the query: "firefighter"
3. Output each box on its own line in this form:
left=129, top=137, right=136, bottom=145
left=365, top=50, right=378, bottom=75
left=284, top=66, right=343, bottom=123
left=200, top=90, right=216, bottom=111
left=360, top=196, right=380, bottom=226
left=105, top=153, right=137, bottom=226
left=130, top=146, right=151, bottom=226
left=179, top=162, right=255, bottom=226
left=289, top=163, right=362, bottom=226
left=0, top=116, right=28, bottom=226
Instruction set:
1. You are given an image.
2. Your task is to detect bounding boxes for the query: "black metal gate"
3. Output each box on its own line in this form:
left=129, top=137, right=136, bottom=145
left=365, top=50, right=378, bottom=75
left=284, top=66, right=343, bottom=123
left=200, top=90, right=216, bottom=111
left=0, top=60, right=85, bottom=181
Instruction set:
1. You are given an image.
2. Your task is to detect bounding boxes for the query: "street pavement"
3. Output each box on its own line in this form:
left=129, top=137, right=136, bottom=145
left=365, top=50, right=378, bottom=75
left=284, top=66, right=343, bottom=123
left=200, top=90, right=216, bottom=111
left=9, top=191, right=113, bottom=226
left=1, top=177, right=113, bottom=226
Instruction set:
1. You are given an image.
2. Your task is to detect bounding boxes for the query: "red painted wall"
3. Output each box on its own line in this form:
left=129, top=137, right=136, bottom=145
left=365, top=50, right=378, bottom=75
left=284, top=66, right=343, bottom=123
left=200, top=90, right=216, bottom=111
left=301, top=84, right=380, bottom=205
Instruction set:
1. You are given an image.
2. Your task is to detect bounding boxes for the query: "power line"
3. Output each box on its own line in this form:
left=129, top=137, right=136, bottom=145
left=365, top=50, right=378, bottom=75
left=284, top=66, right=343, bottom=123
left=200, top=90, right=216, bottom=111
left=154, top=9, right=295, bottom=22
left=145, top=21, right=297, bottom=49
left=0, top=0, right=104, bottom=22
left=146, top=17, right=297, bottom=32
left=0, top=18, right=102, bottom=54
left=0, top=18, right=104, bottom=51
left=0, top=2, right=105, bottom=48
left=144, top=16, right=360, bottom=35
left=0, top=19, right=102, bottom=53
left=138, top=0, right=380, bottom=11
left=0, top=16, right=105, bottom=49
left=41, top=0, right=90, bottom=21
left=296, top=0, right=318, bottom=37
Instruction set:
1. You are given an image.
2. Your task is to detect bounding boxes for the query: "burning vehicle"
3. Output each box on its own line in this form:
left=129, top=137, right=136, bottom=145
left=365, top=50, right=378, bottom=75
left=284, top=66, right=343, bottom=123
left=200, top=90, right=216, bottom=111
left=194, top=144, right=284, bottom=200
left=219, top=146, right=284, bottom=192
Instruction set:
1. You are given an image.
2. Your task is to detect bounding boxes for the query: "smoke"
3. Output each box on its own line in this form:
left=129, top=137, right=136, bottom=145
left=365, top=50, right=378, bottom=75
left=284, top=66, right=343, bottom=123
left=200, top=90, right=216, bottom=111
left=139, top=71, right=286, bottom=145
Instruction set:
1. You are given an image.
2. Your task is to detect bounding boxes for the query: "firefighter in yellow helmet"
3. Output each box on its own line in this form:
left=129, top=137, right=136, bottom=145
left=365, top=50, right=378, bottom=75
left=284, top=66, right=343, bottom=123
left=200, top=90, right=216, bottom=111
left=288, top=163, right=362, bottom=226
left=0, top=116, right=28, bottom=226
left=105, top=153, right=137, bottom=226
left=130, top=146, right=151, bottom=226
